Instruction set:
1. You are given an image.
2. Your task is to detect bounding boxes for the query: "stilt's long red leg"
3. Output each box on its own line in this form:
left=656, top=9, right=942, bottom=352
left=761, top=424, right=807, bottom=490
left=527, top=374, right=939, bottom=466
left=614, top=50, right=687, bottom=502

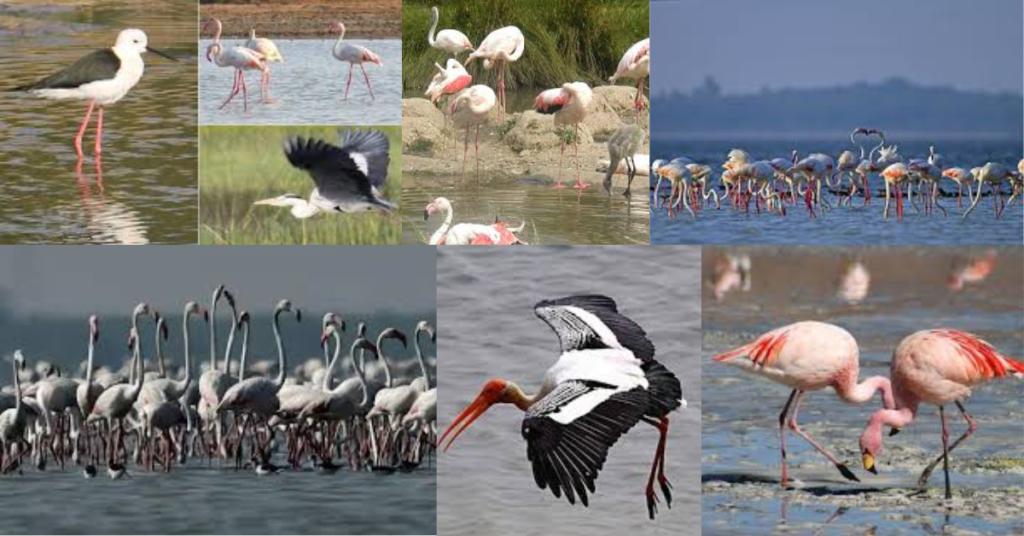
left=75, top=101, right=96, bottom=158
left=94, top=107, right=104, bottom=155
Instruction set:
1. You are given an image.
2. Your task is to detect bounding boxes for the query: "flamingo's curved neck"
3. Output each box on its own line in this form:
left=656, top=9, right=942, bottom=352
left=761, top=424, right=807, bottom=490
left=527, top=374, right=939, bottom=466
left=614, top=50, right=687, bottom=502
left=272, top=310, right=287, bottom=390
left=181, top=309, right=193, bottom=389
left=213, top=20, right=223, bottom=43
left=222, top=299, right=238, bottom=378
left=12, top=359, right=21, bottom=410
left=155, top=319, right=166, bottom=378
left=376, top=333, right=394, bottom=387
left=414, top=329, right=431, bottom=388
left=349, top=339, right=370, bottom=407
left=85, top=329, right=95, bottom=385
left=209, top=290, right=219, bottom=370
left=428, top=8, right=439, bottom=47
left=323, top=328, right=343, bottom=391
left=835, top=375, right=894, bottom=409
left=429, top=204, right=453, bottom=245
left=250, top=29, right=257, bottom=41
left=237, top=317, right=249, bottom=382
left=333, top=26, right=347, bottom=56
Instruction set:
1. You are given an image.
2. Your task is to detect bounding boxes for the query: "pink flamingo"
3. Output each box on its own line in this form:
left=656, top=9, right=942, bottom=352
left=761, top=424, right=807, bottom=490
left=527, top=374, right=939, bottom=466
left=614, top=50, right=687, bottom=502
left=859, top=329, right=1024, bottom=498
left=424, top=197, right=524, bottom=245
left=206, top=43, right=267, bottom=112
left=947, top=249, right=997, bottom=292
left=942, top=167, right=972, bottom=209
left=426, top=59, right=471, bottom=103
left=329, top=22, right=383, bottom=100
left=465, top=26, right=524, bottom=120
left=609, top=37, right=649, bottom=121
left=881, top=162, right=910, bottom=220
left=450, top=84, right=496, bottom=184
left=714, top=321, right=895, bottom=487
left=535, top=82, right=593, bottom=189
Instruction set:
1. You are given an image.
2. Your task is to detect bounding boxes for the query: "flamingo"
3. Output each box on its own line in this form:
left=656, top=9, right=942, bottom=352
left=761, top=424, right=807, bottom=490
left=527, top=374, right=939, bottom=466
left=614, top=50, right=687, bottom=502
left=651, top=158, right=692, bottom=217
left=907, top=160, right=946, bottom=216
left=427, top=6, right=473, bottom=57
left=465, top=26, right=524, bottom=120
left=0, top=351, right=28, bottom=473
left=964, top=162, right=1015, bottom=219
left=714, top=321, right=895, bottom=487
left=941, top=167, right=972, bottom=209
left=859, top=329, right=1024, bottom=498
left=410, top=321, right=436, bottom=393
left=246, top=29, right=283, bottom=103
left=198, top=285, right=236, bottom=458
left=535, top=82, right=593, bottom=189
left=609, top=37, right=649, bottom=121
left=205, top=42, right=267, bottom=112
left=424, top=197, right=524, bottom=245
left=837, top=260, right=871, bottom=305
left=947, top=249, right=997, bottom=292
left=329, top=22, right=383, bottom=100
left=450, top=84, right=496, bottom=183
left=426, top=59, right=471, bottom=103
left=881, top=162, right=910, bottom=220
left=76, top=315, right=103, bottom=419
left=139, top=301, right=206, bottom=406
left=442, top=295, right=684, bottom=519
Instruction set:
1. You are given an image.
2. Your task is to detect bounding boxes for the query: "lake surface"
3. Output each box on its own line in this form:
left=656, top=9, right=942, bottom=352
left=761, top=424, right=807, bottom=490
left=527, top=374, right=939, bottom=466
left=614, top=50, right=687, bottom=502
left=0, top=1, right=198, bottom=244
left=200, top=39, right=400, bottom=125
left=701, top=246, right=1024, bottom=536
left=437, top=246, right=701, bottom=536
left=651, top=140, right=1023, bottom=244
left=404, top=172, right=650, bottom=245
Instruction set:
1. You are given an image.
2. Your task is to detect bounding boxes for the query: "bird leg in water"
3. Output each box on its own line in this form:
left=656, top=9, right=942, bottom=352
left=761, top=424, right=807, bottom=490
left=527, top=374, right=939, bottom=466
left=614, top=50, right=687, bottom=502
left=474, top=125, right=480, bottom=183
left=344, top=64, right=354, bottom=100
left=554, top=141, right=566, bottom=189
left=94, top=107, right=104, bottom=156
left=75, top=100, right=96, bottom=158
left=573, top=125, right=589, bottom=189
left=918, top=401, right=974, bottom=490
left=461, top=127, right=470, bottom=185
left=786, top=391, right=860, bottom=483
left=359, top=64, right=375, bottom=100
left=220, top=69, right=241, bottom=110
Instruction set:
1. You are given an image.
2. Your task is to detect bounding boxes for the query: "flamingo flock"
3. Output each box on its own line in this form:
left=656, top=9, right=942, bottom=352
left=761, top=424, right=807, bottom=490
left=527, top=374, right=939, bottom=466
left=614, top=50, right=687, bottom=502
left=203, top=17, right=383, bottom=112
left=0, top=285, right=437, bottom=478
left=654, top=129, right=1023, bottom=220
left=421, top=7, right=649, bottom=191
left=715, top=322, right=1023, bottom=498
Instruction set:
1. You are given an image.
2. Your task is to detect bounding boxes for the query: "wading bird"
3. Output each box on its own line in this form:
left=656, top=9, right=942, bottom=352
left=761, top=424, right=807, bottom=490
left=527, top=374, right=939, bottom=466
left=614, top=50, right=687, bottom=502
left=535, top=82, right=593, bottom=189
left=859, top=329, right=1024, bottom=499
left=427, top=6, right=473, bottom=58
left=329, top=22, right=382, bottom=100
left=450, top=84, right=497, bottom=184
left=442, top=295, right=684, bottom=519
left=714, top=321, right=895, bottom=487
left=204, top=40, right=268, bottom=112
left=424, top=197, right=524, bottom=245
left=604, top=124, right=646, bottom=196
left=14, top=29, right=177, bottom=158
left=246, top=29, right=283, bottom=102
left=465, top=26, right=524, bottom=120
left=609, top=37, right=649, bottom=122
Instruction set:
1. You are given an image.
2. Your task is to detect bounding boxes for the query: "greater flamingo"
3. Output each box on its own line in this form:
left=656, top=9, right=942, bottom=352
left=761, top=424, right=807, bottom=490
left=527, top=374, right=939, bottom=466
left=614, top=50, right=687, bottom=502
left=465, top=26, right=524, bottom=120
left=205, top=42, right=267, bottom=112
left=410, top=321, right=436, bottom=393
left=427, top=6, right=473, bottom=57
left=329, top=22, right=383, bottom=100
left=246, top=29, right=283, bottom=102
left=609, top=37, right=649, bottom=121
left=941, top=167, right=972, bottom=209
left=964, top=162, right=1015, bottom=219
left=535, top=82, right=593, bottom=189
left=425, top=59, right=471, bottom=104
left=859, top=329, right=1024, bottom=498
left=0, top=351, right=28, bottom=473
left=450, top=84, right=496, bottom=183
left=424, top=197, right=524, bottom=245
left=139, top=301, right=206, bottom=406
left=714, top=321, right=895, bottom=486
left=881, top=162, right=910, bottom=220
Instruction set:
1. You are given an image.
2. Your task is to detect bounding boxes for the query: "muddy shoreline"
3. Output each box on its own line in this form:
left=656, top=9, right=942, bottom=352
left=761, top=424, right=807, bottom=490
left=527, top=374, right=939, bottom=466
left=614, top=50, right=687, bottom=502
left=200, top=1, right=400, bottom=39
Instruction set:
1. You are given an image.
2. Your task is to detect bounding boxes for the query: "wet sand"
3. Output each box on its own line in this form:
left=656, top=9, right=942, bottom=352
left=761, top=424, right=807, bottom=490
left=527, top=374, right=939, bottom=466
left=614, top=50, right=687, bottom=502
left=701, top=246, right=1024, bottom=536
left=200, top=0, right=400, bottom=39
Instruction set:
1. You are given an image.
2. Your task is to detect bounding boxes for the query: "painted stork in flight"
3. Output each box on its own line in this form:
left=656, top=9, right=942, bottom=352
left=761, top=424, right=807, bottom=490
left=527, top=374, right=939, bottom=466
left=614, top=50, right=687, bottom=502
left=441, top=295, right=685, bottom=519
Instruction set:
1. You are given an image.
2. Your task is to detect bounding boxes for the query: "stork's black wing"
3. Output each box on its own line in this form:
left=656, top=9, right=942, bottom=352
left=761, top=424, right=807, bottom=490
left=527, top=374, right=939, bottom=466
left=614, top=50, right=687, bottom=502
left=15, top=49, right=121, bottom=91
left=522, top=381, right=650, bottom=507
left=284, top=137, right=375, bottom=205
left=338, top=129, right=390, bottom=187
left=534, top=295, right=655, bottom=362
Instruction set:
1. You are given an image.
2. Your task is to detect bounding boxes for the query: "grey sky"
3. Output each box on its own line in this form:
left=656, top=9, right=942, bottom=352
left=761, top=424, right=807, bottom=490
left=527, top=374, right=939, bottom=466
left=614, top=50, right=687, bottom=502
left=0, top=246, right=435, bottom=317
left=653, top=0, right=1024, bottom=95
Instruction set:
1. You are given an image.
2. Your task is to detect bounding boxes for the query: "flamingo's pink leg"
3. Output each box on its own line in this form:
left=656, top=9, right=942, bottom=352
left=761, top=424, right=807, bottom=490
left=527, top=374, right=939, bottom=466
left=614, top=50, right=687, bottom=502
left=461, top=127, right=469, bottom=185
left=474, top=125, right=480, bottom=182
left=74, top=101, right=95, bottom=158
left=554, top=142, right=566, bottom=188
left=777, top=389, right=798, bottom=488
left=359, top=63, right=375, bottom=100
left=786, top=391, right=860, bottom=482
left=240, top=71, right=249, bottom=112
left=344, top=64, right=354, bottom=100
left=94, top=107, right=104, bottom=155
left=220, top=69, right=241, bottom=110
left=573, top=124, right=589, bottom=189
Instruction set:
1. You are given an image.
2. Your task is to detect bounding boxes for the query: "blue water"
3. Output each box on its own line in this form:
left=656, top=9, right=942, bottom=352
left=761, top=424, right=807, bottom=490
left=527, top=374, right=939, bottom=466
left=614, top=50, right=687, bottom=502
left=650, top=140, right=1023, bottom=244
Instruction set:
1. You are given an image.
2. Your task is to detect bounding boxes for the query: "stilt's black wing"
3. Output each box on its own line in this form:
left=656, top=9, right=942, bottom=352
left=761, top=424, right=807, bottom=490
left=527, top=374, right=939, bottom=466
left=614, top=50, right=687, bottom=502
left=522, top=381, right=650, bottom=507
left=534, top=295, right=655, bottom=362
left=15, top=49, right=121, bottom=90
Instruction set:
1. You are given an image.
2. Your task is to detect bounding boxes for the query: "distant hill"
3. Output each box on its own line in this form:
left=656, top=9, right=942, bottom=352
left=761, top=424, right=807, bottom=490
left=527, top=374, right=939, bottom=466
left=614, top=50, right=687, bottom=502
left=653, top=77, right=1023, bottom=140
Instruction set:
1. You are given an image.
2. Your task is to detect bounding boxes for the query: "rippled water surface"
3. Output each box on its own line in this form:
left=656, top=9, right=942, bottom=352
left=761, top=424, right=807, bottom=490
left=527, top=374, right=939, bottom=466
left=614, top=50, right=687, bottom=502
left=702, top=246, right=1024, bottom=536
left=437, top=247, right=700, bottom=536
left=651, top=140, right=1023, bottom=244
left=0, top=1, right=198, bottom=244
left=404, top=172, right=650, bottom=245
left=199, top=39, right=400, bottom=125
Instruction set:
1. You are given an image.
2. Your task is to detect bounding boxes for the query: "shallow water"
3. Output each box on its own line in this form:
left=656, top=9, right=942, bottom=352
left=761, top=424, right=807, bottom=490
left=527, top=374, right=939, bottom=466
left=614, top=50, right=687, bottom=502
left=701, top=246, right=1024, bottom=536
left=403, top=172, right=650, bottom=245
left=0, top=464, right=436, bottom=534
left=437, top=247, right=701, bottom=536
left=200, top=39, right=401, bottom=125
left=0, top=1, right=198, bottom=244
left=651, top=140, right=1023, bottom=245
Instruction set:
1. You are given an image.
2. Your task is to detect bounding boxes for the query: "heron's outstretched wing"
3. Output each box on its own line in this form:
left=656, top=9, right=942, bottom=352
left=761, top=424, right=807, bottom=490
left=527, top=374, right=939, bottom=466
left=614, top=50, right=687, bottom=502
left=15, top=49, right=121, bottom=90
left=534, top=295, right=655, bottom=362
left=338, top=129, right=390, bottom=187
left=284, top=137, right=375, bottom=205
left=522, top=380, right=649, bottom=507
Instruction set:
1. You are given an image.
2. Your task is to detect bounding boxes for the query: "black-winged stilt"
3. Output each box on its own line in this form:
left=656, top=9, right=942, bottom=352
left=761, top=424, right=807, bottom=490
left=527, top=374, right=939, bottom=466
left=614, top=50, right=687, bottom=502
left=14, top=29, right=176, bottom=158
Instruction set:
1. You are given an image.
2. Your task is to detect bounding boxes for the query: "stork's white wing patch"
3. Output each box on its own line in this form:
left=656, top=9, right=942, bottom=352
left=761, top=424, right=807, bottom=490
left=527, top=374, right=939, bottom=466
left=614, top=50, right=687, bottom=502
left=549, top=388, right=619, bottom=425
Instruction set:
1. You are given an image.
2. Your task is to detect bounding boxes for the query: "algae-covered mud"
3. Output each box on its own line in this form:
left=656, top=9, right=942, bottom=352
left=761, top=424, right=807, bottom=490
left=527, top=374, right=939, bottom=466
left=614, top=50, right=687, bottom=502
left=701, top=246, right=1024, bottom=536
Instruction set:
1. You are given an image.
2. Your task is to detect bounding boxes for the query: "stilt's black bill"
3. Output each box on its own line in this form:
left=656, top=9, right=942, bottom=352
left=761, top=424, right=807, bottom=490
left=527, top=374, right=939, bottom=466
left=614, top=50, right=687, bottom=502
left=147, top=47, right=178, bottom=61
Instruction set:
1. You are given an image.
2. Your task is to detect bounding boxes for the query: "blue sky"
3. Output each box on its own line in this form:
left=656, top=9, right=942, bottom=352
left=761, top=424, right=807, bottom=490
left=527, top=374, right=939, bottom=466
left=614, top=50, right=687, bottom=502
left=652, top=0, right=1023, bottom=95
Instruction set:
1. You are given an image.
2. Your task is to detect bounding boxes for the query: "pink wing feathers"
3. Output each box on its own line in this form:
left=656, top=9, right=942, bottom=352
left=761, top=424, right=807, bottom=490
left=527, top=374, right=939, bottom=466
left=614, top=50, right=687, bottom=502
left=931, top=329, right=1024, bottom=379
left=714, top=326, right=792, bottom=369
left=534, top=88, right=569, bottom=113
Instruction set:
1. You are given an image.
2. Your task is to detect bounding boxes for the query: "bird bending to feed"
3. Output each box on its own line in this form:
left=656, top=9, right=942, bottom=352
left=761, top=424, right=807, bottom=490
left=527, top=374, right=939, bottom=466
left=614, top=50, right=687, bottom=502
left=714, top=321, right=895, bottom=487
left=441, top=295, right=684, bottom=519
left=609, top=38, right=649, bottom=121
left=535, top=82, right=593, bottom=189
left=254, top=128, right=396, bottom=222
left=14, top=29, right=177, bottom=158
left=604, top=124, right=647, bottom=196
left=465, top=26, right=524, bottom=120
left=425, top=59, right=471, bottom=104
left=427, top=6, right=473, bottom=58
left=424, top=197, right=524, bottom=245
left=329, top=22, right=383, bottom=100
left=450, top=84, right=497, bottom=184
left=859, top=329, right=1024, bottom=499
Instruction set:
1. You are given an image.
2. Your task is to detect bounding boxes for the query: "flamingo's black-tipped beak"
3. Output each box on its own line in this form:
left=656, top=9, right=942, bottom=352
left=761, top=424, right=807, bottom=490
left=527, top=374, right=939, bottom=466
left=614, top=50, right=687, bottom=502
left=146, top=46, right=178, bottom=61
left=888, top=427, right=901, bottom=437
left=862, top=452, right=877, bottom=474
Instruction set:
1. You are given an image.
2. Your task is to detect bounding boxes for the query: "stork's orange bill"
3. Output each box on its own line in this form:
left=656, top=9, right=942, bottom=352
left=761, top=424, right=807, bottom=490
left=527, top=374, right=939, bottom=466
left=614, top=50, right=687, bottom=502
left=440, top=380, right=505, bottom=451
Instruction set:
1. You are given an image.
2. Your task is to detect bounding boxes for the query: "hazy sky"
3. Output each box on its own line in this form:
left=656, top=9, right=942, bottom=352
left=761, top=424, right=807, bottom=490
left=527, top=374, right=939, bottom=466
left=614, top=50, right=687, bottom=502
left=652, top=0, right=1023, bottom=95
left=0, top=247, right=435, bottom=317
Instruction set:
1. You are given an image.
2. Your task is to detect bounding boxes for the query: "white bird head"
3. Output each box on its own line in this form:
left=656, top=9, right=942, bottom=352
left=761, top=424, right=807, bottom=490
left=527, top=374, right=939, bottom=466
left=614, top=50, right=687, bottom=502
left=115, top=29, right=176, bottom=61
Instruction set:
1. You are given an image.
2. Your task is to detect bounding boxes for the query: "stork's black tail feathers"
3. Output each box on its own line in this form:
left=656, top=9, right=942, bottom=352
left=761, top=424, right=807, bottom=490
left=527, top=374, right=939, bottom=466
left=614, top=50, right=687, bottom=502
left=643, top=360, right=683, bottom=418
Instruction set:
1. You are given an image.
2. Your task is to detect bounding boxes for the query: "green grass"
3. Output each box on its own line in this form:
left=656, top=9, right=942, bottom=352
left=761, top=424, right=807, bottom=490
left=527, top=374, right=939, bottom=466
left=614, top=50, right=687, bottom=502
left=402, top=0, right=649, bottom=91
left=200, top=126, right=401, bottom=245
